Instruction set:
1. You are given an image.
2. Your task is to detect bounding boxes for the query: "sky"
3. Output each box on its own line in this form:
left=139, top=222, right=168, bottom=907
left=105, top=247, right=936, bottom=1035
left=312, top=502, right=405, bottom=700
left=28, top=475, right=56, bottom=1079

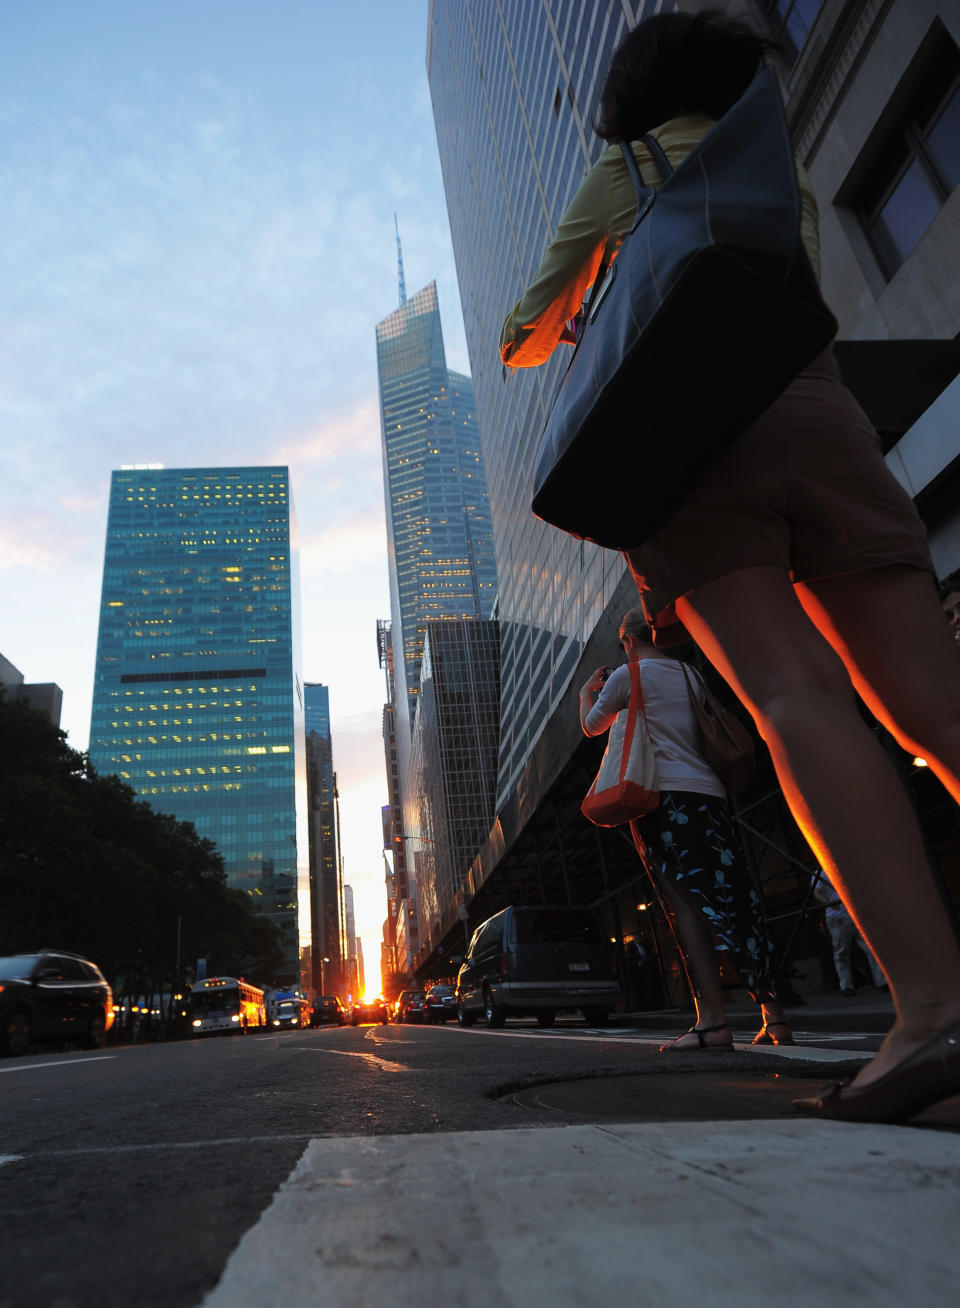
left=0, top=0, right=470, bottom=987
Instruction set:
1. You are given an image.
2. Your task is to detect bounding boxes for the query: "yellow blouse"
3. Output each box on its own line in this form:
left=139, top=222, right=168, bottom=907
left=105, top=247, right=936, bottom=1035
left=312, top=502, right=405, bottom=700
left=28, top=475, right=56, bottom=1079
left=500, top=113, right=821, bottom=369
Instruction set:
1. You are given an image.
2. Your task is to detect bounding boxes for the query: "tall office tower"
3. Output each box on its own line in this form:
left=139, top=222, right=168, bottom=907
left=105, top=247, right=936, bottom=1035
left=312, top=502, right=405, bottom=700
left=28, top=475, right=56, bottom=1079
left=89, top=466, right=310, bottom=989
left=427, top=1, right=657, bottom=804
left=305, top=682, right=345, bottom=997
left=376, top=618, right=419, bottom=975
left=342, top=884, right=366, bottom=999
left=407, top=619, right=500, bottom=937
left=375, top=280, right=498, bottom=734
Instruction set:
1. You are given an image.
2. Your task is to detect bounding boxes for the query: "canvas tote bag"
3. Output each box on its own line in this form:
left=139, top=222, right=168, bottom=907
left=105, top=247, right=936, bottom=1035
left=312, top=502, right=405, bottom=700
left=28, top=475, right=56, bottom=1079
left=582, top=661, right=660, bottom=826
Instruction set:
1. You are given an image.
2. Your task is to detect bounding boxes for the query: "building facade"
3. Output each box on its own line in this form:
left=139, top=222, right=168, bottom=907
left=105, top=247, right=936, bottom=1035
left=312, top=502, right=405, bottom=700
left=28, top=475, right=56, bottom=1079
left=427, top=0, right=648, bottom=806
left=305, top=682, right=345, bottom=997
left=375, top=280, right=498, bottom=732
left=1, top=653, right=63, bottom=725
left=407, top=619, right=500, bottom=946
left=89, top=466, right=310, bottom=989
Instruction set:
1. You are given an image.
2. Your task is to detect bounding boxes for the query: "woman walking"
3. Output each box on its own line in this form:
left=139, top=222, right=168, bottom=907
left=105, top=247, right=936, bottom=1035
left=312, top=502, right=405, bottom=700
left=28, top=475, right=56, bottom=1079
left=502, top=10, right=960, bottom=1121
left=580, top=608, right=793, bottom=1051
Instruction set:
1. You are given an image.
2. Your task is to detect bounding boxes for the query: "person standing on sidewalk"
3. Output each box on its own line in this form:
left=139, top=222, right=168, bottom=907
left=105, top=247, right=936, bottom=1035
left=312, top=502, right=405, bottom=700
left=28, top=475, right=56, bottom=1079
left=812, top=868, right=887, bottom=995
left=580, top=609, right=794, bottom=1051
left=502, top=10, right=960, bottom=1122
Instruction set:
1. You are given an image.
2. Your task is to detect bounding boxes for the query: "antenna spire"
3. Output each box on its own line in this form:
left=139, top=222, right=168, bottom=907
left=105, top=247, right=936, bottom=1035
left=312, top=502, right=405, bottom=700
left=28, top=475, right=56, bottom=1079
left=394, top=213, right=407, bottom=307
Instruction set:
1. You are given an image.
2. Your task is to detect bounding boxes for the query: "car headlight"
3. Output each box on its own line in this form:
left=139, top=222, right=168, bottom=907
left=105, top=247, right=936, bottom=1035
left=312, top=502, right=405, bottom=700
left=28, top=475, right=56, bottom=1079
left=192, top=1019, right=202, bottom=1027
left=231, top=1014, right=241, bottom=1022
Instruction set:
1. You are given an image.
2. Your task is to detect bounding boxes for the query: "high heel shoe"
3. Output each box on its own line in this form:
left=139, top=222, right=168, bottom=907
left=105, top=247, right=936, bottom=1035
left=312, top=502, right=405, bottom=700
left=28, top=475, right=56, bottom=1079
left=660, top=1022, right=733, bottom=1053
left=793, top=1017, right=960, bottom=1123
left=753, top=1020, right=795, bottom=1046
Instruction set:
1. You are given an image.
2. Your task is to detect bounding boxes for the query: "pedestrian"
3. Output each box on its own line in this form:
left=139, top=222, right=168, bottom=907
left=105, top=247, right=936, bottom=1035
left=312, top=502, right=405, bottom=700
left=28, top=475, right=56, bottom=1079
left=501, top=10, right=960, bottom=1121
left=940, top=570, right=960, bottom=646
left=580, top=608, right=794, bottom=1051
left=812, top=868, right=887, bottom=995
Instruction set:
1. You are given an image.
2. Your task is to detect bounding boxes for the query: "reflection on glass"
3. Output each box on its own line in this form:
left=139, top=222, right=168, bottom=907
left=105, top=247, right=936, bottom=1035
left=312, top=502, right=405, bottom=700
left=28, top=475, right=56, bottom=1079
left=926, top=90, right=960, bottom=190
left=873, top=159, right=941, bottom=264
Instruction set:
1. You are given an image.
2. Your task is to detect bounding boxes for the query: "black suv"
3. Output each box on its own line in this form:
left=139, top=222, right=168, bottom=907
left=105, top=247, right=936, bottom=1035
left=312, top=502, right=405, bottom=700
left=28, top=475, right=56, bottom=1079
left=0, top=951, right=114, bottom=1056
left=310, top=996, right=346, bottom=1027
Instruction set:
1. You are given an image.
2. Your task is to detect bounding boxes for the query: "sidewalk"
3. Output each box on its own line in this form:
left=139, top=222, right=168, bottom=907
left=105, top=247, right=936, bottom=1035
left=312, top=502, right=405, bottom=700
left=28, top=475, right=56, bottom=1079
left=205, top=1116, right=960, bottom=1308
left=202, top=1000, right=960, bottom=1308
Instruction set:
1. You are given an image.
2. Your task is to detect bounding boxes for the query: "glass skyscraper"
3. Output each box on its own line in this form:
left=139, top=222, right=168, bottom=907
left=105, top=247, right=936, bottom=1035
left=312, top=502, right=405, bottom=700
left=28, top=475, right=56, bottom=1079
left=407, top=619, right=500, bottom=934
left=304, top=681, right=345, bottom=997
left=89, top=466, right=310, bottom=988
left=375, top=280, right=498, bottom=732
left=427, top=0, right=658, bottom=804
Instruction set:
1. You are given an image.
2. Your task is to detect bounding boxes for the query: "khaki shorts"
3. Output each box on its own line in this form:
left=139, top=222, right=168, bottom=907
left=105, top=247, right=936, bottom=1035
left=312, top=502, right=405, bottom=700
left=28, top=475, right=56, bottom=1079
left=624, top=349, right=933, bottom=645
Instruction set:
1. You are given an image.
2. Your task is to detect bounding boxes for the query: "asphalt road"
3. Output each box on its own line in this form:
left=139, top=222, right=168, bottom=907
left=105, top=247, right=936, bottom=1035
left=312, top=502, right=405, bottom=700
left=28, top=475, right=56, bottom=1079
left=0, top=1017, right=887, bottom=1308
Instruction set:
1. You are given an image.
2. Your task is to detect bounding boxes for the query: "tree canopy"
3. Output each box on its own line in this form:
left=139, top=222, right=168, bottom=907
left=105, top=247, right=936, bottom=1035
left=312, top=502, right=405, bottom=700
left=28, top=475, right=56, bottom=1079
left=0, top=692, right=284, bottom=997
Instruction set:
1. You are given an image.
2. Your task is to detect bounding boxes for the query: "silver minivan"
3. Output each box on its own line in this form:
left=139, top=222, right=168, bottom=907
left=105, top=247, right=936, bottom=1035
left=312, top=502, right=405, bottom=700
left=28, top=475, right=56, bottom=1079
left=455, top=906, right=621, bottom=1028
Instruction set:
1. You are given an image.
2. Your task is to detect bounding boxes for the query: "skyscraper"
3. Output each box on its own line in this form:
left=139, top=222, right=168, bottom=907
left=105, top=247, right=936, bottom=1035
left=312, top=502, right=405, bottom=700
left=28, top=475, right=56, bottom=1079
left=407, top=618, right=500, bottom=934
left=304, top=682, right=345, bottom=996
left=427, top=1, right=655, bottom=803
left=89, top=465, right=310, bottom=988
left=375, top=280, right=497, bottom=732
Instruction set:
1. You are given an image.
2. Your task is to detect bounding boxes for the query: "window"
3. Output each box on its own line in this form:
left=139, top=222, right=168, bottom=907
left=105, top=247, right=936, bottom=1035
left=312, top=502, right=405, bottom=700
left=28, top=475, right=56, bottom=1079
left=853, top=33, right=960, bottom=279
left=761, top=0, right=824, bottom=65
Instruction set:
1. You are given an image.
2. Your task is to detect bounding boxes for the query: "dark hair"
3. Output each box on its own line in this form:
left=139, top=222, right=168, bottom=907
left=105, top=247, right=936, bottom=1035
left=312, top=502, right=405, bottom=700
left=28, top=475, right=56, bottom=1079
left=939, top=569, right=960, bottom=601
left=595, top=9, right=779, bottom=143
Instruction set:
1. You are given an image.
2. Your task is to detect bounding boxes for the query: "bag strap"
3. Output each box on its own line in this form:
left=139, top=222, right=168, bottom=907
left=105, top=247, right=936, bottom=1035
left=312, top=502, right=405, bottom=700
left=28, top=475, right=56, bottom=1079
left=617, top=660, right=646, bottom=786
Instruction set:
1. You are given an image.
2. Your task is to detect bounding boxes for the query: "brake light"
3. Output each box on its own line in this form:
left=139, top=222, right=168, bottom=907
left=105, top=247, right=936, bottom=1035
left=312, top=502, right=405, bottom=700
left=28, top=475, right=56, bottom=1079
left=499, top=953, right=508, bottom=979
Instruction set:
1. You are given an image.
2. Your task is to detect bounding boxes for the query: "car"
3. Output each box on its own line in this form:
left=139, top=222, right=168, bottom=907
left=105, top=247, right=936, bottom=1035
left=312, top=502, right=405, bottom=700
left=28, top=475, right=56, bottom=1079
left=423, top=984, right=457, bottom=1023
left=309, top=996, right=347, bottom=1027
left=455, top=906, right=622, bottom=1028
left=394, top=990, right=427, bottom=1023
left=0, top=950, right=115, bottom=1056
left=350, top=997, right=389, bottom=1025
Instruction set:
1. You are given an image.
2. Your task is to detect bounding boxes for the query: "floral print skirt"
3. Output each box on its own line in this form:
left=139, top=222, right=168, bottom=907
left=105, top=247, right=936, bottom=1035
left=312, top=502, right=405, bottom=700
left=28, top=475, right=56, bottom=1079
left=630, top=790, right=778, bottom=1003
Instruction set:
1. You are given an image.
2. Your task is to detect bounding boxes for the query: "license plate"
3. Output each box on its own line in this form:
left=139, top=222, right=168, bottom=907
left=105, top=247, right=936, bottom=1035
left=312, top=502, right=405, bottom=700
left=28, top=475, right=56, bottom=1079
left=568, top=962, right=590, bottom=972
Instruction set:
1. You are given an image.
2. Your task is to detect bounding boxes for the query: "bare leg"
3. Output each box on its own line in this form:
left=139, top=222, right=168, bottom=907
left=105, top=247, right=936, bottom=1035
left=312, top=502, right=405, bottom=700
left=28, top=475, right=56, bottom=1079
left=676, top=565, right=960, bottom=1089
left=645, top=863, right=731, bottom=1047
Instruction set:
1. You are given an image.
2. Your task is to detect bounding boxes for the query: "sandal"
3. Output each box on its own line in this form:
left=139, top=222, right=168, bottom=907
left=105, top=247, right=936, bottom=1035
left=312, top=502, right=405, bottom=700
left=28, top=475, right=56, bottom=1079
left=753, top=1021, right=795, bottom=1046
left=660, top=1022, right=733, bottom=1053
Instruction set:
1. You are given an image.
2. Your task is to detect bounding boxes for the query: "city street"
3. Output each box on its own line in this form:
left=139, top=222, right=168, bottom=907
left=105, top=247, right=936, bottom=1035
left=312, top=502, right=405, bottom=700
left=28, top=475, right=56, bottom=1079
left=2, top=1008, right=959, bottom=1307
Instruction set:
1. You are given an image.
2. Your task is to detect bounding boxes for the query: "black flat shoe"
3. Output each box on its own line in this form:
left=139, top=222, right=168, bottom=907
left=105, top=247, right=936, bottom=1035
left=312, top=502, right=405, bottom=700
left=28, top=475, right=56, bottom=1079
left=793, top=1018, right=960, bottom=1123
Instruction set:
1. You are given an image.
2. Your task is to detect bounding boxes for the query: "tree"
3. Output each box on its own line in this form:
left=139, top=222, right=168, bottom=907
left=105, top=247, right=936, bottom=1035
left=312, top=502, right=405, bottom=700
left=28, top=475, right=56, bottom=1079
left=0, top=692, right=283, bottom=1001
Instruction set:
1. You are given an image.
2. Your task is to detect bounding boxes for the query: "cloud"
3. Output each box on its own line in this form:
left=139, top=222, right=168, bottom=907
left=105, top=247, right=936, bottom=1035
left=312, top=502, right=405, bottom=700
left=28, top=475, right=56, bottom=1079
left=273, top=399, right=380, bottom=468
left=299, top=509, right=387, bottom=582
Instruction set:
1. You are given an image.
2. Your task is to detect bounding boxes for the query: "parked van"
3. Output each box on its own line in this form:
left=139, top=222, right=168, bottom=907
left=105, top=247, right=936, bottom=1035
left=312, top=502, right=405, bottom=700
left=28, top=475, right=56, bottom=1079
left=455, top=906, right=621, bottom=1028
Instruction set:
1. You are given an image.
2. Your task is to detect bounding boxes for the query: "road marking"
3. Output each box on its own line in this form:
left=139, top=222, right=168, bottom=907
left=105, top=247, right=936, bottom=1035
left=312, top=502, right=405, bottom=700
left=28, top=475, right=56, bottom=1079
left=0, top=1055, right=116, bottom=1074
left=9, top=1133, right=319, bottom=1160
left=303, top=1048, right=407, bottom=1072
left=0, top=1155, right=24, bottom=1167
left=441, top=1027, right=870, bottom=1061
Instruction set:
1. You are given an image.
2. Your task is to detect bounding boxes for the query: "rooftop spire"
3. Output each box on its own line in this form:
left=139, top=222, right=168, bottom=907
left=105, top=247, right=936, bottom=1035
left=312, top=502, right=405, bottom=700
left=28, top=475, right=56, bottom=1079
left=394, top=213, right=407, bottom=307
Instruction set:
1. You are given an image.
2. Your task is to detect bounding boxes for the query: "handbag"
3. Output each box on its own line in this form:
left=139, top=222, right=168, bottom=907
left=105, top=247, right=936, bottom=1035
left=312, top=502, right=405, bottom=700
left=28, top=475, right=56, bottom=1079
left=581, top=661, right=660, bottom=826
left=680, top=663, right=755, bottom=795
left=531, top=63, right=838, bottom=551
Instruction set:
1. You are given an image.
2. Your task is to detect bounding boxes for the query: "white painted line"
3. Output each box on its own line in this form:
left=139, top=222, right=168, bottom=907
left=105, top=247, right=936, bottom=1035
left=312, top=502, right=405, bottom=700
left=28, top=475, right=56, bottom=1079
left=442, top=1026, right=870, bottom=1061
left=0, top=1055, right=116, bottom=1074
left=0, top=1155, right=24, bottom=1168
left=18, top=1133, right=318, bottom=1160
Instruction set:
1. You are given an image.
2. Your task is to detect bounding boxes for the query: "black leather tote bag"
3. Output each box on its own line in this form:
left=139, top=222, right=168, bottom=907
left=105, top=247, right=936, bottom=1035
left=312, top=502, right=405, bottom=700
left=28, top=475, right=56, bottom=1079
left=530, top=65, right=838, bottom=551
